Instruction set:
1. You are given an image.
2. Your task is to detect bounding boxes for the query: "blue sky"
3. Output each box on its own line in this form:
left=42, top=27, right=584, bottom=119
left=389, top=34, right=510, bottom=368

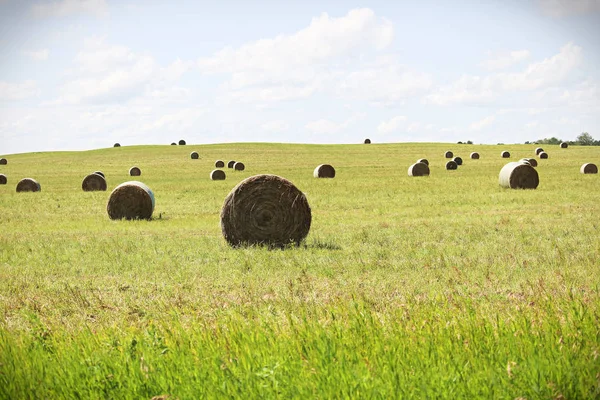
left=1, top=0, right=599, bottom=154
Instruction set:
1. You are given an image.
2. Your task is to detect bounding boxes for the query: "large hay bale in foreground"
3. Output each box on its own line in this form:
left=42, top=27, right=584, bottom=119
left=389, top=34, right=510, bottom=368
left=535, top=147, right=544, bottom=155
left=227, top=160, right=236, bottom=168
left=416, top=158, right=429, bottom=166
left=82, top=173, right=107, bottom=191
left=539, top=151, right=548, bottom=159
left=0, top=158, right=7, bottom=165
left=178, top=139, right=186, bottom=145
left=220, top=174, right=311, bottom=247
left=113, top=143, right=121, bottom=147
left=580, top=163, right=598, bottom=174
left=107, top=181, right=155, bottom=220
left=210, top=169, right=226, bottom=180
left=446, top=160, right=458, bottom=170
left=560, top=142, right=568, bottom=148
left=234, top=162, right=245, bottom=171
left=313, top=164, right=335, bottom=178
left=445, top=151, right=453, bottom=158
left=0, top=174, right=6, bottom=185
left=215, top=160, right=225, bottom=168
left=364, top=138, right=371, bottom=144
left=470, top=152, right=480, bottom=159
left=94, top=171, right=105, bottom=178
left=129, top=166, right=141, bottom=176
left=408, top=162, right=430, bottom=176
left=499, top=162, right=539, bottom=189
left=16, top=178, right=41, bottom=192
left=190, top=151, right=199, bottom=160
left=501, top=151, right=510, bottom=158
left=453, top=156, right=463, bottom=165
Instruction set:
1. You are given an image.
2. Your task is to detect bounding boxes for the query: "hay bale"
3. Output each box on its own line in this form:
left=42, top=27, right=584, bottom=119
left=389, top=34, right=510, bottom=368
left=470, top=152, right=480, bottom=159
left=0, top=174, right=7, bottom=185
left=234, top=162, right=245, bottom=171
left=527, top=158, right=538, bottom=167
left=215, top=160, right=225, bottom=168
left=94, top=171, right=105, bottom=178
left=535, top=147, right=544, bottom=155
left=220, top=174, right=311, bottom=247
left=0, top=158, right=7, bottom=165
left=129, top=166, right=141, bottom=176
left=171, top=142, right=177, bottom=145
left=501, top=151, right=510, bottom=158
left=16, top=178, right=41, bottom=192
left=178, top=139, right=186, bottom=145
left=107, top=181, right=155, bottom=220
left=210, top=169, right=226, bottom=180
left=408, top=162, right=430, bottom=176
left=560, top=142, right=568, bottom=148
left=82, top=173, right=107, bottom=191
left=313, top=164, right=335, bottom=178
left=416, top=158, right=429, bottom=166
left=519, top=158, right=531, bottom=166
left=227, top=160, right=236, bottom=168
left=190, top=151, right=199, bottom=160
left=446, top=160, right=458, bottom=170
left=113, top=143, right=121, bottom=147
left=580, top=163, right=598, bottom=174
left=445, top=151, right=453, bottom=158
left=453, top=156, right=463, bottom=165
left=539, top=151, right=548, bottom=159
left=364, top=138, right=371, bottom=144
left=499, top=162, right=539, bottom=189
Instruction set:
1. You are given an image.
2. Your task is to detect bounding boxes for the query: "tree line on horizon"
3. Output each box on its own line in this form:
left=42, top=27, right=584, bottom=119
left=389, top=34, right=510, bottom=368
left=525, top=132, right=599, bottom=146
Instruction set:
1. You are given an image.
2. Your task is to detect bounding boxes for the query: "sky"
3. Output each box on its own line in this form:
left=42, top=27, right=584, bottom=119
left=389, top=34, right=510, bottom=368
left=0, top=0, right=599, bottom=154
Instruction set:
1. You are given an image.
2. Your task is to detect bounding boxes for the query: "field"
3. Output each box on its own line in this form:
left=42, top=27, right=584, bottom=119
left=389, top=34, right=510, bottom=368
left=1, top=142, right=599, bottom=399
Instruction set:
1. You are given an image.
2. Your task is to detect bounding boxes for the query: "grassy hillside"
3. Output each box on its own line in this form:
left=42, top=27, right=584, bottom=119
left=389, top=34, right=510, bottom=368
left=1, top=142, right=599, bottom=399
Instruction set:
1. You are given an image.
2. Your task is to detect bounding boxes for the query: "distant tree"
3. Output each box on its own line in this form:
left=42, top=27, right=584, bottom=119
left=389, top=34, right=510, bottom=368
left=535, top=137, right=562, bottom=145
left=466, top=140, right=473, bottom=144
left=577, top=132, right=595, bottom=146
left=524, top=141, right=531, bottom=144
left=457, top=141, right=463, bottom=144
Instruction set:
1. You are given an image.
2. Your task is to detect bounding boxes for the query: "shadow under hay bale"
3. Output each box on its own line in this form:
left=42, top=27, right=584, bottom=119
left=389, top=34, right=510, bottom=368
left=499, top=162, right=539, bottom=189
left=215, top=160, right=225, bottom=168
left=0, top=158, right=7, bottom=165
left=234, top=162, right=245, bottom=171
left=445, top=151, right=453, bottom=158
left=408, top=162, right=430, bottom=176
left=129, top=166, right=141, bottom=176
left=82, top=173, right=107, bottom=191
left=210, top=169, right=226, bottom=180
left=501, top=151, right=510, bottom=158
left=107, top=181, right=155, bottom=220
left=470, top=152, right=480, bottom=159
left=417, top=158, right=429, bottom=166
left=113, top=143, right=121, bottom=147
left=190, top=151, right=199, bottom=160
left=364, top=138, right=371, bottom=144
left=94, top=171, right=105, bottom=178
left=539, top=151, right=549, bottom=159
left=0, top=174, right=6, bottom=185
left=535, top=147, right=544, bottom=155
left=453, top=156, right=463, bottom=165
left=527, top=158, right=538, bottom=167
left=446, top=160, right=458, bottom=170
left=16, top=178, right=41, bottom=192
left=314, top=164, right=335, bottom=178
left=560, top=142, right=568, bottom=148
left=227, top=160, right=236, bottom=168
left=178, top=140, right=186, bottom=145
left=220, top=174, right=311, bottom=247
left=581, top=163, right=598, bottom=174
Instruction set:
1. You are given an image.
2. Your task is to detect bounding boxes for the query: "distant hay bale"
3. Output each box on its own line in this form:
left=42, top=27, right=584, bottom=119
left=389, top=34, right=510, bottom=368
left=16, top=178, right=41, bottom=192
left=313, top=164, right=335, bottom=178
left=0, top=158, right=7, bottom=165
left=220, top=174, right=311, bottom=247
left=539, top=151, right=548, bottom=159
left=560, top=142, right=568, bottom=148
left=129, top=166, right=141, bottom=176
left=94, top=171, right=105, bottom=178
left=580, top=163, right=598, bottom=174
left=178, top=139, right=186, bottom=145
left=408, top=162, right=430, bottom=176
left=227, top=160, right=236, bottom=168
left=113, top=143, right=121, bottom=148
left=416, top=158, right=429, bottom=166
left=499, top=162, right=539, bottom=189
left=234, top=162, right=245, bottom=171
left=501, top=151, right=510, bottom=158
left=190, top=151, right=199, bottom=160
left=470, top=152, right=480, bottom=159
left=364, top=138, right=371, bottom=144
left=171, top=142, right=177, bottom=146
left=445, top=151, right=453, bottom=158
left=107, top=181, right=155, bottom=220
left=446, top=160, right=458, bottom=170
left=527, top=158, right=538, bottom=167
left=453, top=156, right=463, bottom=165
left=535, top=147, right=544, bottom=155
left=519, top=159, right=531, bottom=166
left=215, top=160, right=225, bottom=168
left=210, top=169, right=226, bottom=180
left=82, top=173, right=107, bottom=191
left=0, top=174, right=6, bottom=185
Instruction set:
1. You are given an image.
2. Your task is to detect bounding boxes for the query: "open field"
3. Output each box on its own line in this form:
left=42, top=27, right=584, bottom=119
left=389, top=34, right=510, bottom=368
left=1, top=142, right=599, bottom=399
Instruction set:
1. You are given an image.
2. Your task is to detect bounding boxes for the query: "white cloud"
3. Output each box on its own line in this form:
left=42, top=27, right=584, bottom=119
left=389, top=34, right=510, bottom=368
left=0, top=80, right=40, bottom=101
left=525, top=121, right=539, bottom=128
left=261, top=120, right=290, bottom=133
left=23, top=49, right=49, bottom=61
left=479, top=50, right=530, bottom=71
left=162, top=58, right=194, bottom=81
left=377, top=115, right=407, bottom=133
left=538, top=0, right=600, bottom=17
left=31, top=0, right=108, bottom=18
left=305, top=114, right=364, bottom=134
left=139, top=107, right=207, bottom=133
left=424, top=75, right=497, bottom=106
left=469, top=115, right=495, bottom=131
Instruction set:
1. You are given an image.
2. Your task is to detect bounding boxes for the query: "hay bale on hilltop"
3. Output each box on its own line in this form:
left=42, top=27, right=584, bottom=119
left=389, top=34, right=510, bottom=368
left=171, top=142, right=177, bottom=146
left=0, top=158, right=7, bottom=165
left=580, top=163, right=598, bottom=174
left=499, top=162, right=539, bottom=189
left=313, top=164, right=335, bottom=178
left=445, top=151, right=453, bottom=158
left=501, top=151, right=510, bottom=158
left=16, top=178, right=41, bottom=192
left=178, top=139, right=186, bottom=145
left=107, top=181, right=155, bottom=220
left=190, top=151, right=199, bottom=160
left=94, top=171, right=105, bottom=178
left=446, top=160, right=458, bottom=170
left=220, top=174, right=311, bottom=247
left=234, top=162, right=245, bottom=171
left=129, top=166, right=141, bottom=176
left=210, top=169, right=226, bottom=180
left=227, top=160, right=236, bottom=168
left=535, top=147, right=544, bottom=155
left=539, top=151, right=549, bottom=159
left=453, top=156, right=463, bottom=165
left=215, top=160, right=225, bottom=168
left=416, top=158, right=429, bottom=166
left=82, top=173, right=107, bottom=191
left=0, top=174, right=7, bottom=185
left=470, top=152, right=480, bottom=159
left=560, top=142, right=568, bottom=148
left=114, top=143, right=121, bottom=148
left=408, top=162, right=430, bottom=176
left=364, top=138, right=371, bottom=144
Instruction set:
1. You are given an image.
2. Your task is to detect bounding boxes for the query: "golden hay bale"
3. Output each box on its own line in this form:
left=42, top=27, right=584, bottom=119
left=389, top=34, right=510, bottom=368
left=445, top=151, right=453, bottom=158
left=560, top=142, right=568, bottom=148
left=190, top=151, right=199, bottom=160
left=0, top=158, right=7, bottom=165
left=82, top=173, right=107, bottom=191
left=453, top=156, right=463, bottom=165
left=527, top=158, right=538, bottom=167
left=501, top=151, right=510, bottom=158
left=0, top=174, right=6, bottom=185
left=227, top=160, right=236, bottom=168
left=107, top=181, right=155, bottom=220
left=499, top=162, right=539, bottom=189
left=446, top=160, right=458, bottom=170
left=470, top=152, right=480, bottom=159
left=539, top=151, right=548, bottom=159
left=129, top=166, right=141, bottom=176
left=234, top=162, right=245, bottom=171
left=113, top=143, right=121, bottom=147
left=94, top=171, right=105, bottom=178
left=580, top=163, right=598, bottom=174
left=210, top=169, right=226, bottom=180
left=408, top=162, right=430, bottom=176
left=535, top=147, right=544, bottom=155
left=416, top=158, right=429, bottom=166
left=16, top=178, right=41, bottom=192
left=215, top=160, right=225, bottom=168
left=178, top=139, right=186, bottom=145
left=313, top=164, right=335, bottom=178
left=220, top=174, right=311, bottom=247
left=364, top=138, right=371, bottom=144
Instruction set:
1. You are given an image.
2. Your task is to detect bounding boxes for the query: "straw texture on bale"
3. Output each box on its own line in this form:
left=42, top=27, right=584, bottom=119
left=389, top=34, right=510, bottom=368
left=416, top=158, right=429, bottom=166
left=580, top=163, right=598, bottom=174
left=501, top=151, right=510, bottom=158
left=535, top=147, right=544, bottom=155
left=82, top=173, right=107, bottom=191
left=408, top=162, right=430, bottom=177
left=190, top=151, right=199, bottom=159
left=364, top=138, right=371, bottom=144
left=234, top=162, right=245, bottom=171
left=453, top=156, right=463, bottom=165
left=0, top=158, right=7, bottom=165
left=178, top=139, right=186, bottom=145
left=129, top=166, right=141, bottom=176
left=0, top=174, right=6, bottom=185
left=16, top=178, right=41, bottom=192
left=107, top=181, right=155, bottom=220
left=499, top=162, right=539, bottom=189
left=113, top=143, right=121, bottom=147
left=227, top=161, right=236, bottom=168
left=210, top=169, right=226, bottom=180
left=313, top=164, right=336, bottom=178
left=220, top=174, right=311, bottom=247
left=445, top=151, right=453, bottom=158
left=470, top=152, right=480, bottom=159
left=446, top=160, right=458, bottom=170
left=560, top=142, right=568, bottom=148
left=215, top=160, right=225, bottom=168
left=94, top=171, right=105, bottom=178
left=539, top=152, right=548, bottom=159
left=527, top=158, right=538, bottom=167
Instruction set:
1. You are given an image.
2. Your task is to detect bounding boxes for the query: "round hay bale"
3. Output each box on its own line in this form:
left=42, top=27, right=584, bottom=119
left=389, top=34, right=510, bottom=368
left=501, top=151, right=510, bottom=158
left=364, top=138, right=371, bottom=144
left=113, top=143, right=121, bottom=147
left=220, top=174, right=311, bottom=247
left=0, top=158, right=7, bottom=165
left=580, top=163, right=598, bottom=174
left=519, top=158, right=531, bottom=166
left=210, top=169, right=226, bottom=180
left=446, top=160, right=458, bottom=170
left=499, top=162, right=539, bottom=189
left=16, top=178, right=41, bottom=192
left=227, top=160, right=236, bottom=168
left=539, top=151, right=548, bottom=159
left=408, top=162, right=430, bottom=177
left=416, top=158, right=429, bottom=166
left=560, top=142, right=568, bottom=148
left=171, top=142, right=177, bottom=146
left=178, top=139, right=186, bottom=145
left=129, top=166, right=141, bottom=176
left=445, top=151, right=453, bottom=158
left=453, top=156, right=463, bottom=165
left=190, top=151, right=199, bottom=160
left=0, top=174, right=7, bottom=185
left=215, top=160, right=225, bottom=168
left=234, top=162, right=245, bottom=171
left=527, top=158, right=538, bottom=167
left=107, top=181, right=155, bottom=220
left=313, top=164, right=335, bottom=178
left=470, top=152, right=480, bottom=159
left=82, top=173, right=107, bottom=191
left=535, top=147, right=544, bottom=155
left=94, top=171, right=105, bottom=178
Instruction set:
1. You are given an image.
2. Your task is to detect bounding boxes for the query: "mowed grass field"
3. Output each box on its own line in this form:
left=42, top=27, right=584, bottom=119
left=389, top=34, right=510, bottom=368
left=1, top=142, right=599, bottom=399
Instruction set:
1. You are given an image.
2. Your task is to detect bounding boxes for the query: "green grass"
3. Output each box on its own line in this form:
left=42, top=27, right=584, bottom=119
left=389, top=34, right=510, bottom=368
left=1, top=142, right=599, bottom=399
